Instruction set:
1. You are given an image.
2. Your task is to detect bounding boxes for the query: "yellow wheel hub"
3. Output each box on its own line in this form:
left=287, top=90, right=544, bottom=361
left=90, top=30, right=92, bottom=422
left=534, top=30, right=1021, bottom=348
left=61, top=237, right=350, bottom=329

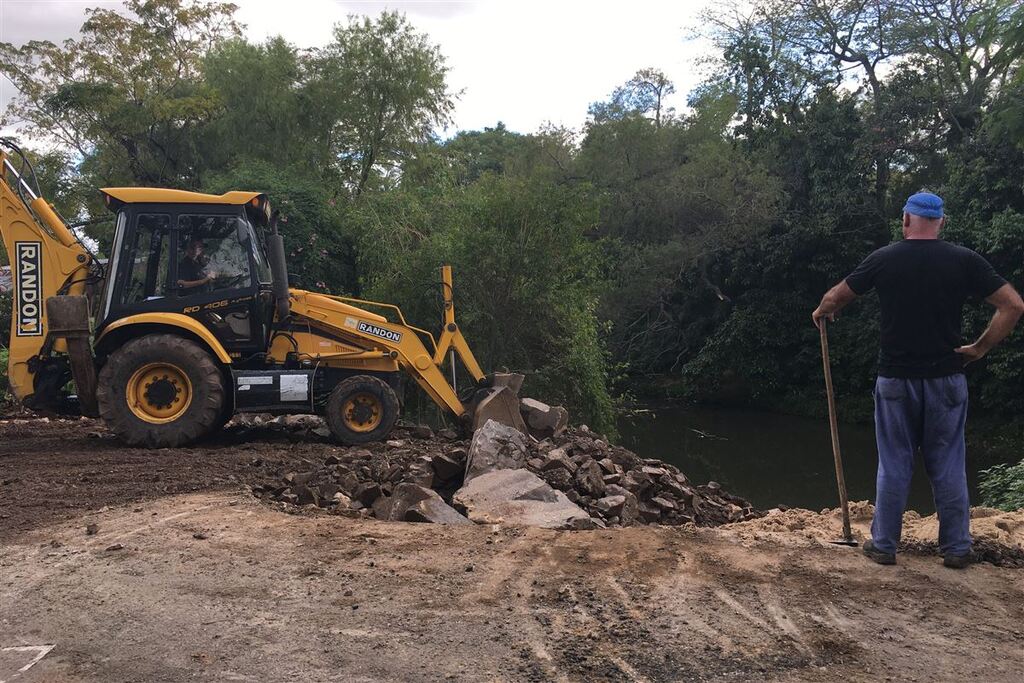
left=342, top=392, right=382, bottom=433
left=126, top=362, right=192, bottom=424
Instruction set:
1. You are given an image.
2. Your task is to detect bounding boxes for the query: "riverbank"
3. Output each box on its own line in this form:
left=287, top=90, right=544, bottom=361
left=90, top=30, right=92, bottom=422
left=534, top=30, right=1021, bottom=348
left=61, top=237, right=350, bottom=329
left=732, top=501, right=1024, bottom=567
left=3, top=490, right=1023, bottom=682
left=2, top=416, right=1022, bottom=682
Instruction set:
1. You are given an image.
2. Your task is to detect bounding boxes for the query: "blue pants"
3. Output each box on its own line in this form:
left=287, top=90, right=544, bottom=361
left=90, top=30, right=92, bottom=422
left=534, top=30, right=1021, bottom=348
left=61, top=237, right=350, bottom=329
left=872, top=375, right=972, bottom=556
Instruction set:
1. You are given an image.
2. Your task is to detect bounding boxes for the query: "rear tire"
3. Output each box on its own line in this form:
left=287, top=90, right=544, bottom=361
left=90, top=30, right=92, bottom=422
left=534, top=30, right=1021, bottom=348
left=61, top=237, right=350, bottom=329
left=97, top=334, right=225, bottom=448
left=325, top=375, right=400, bottom=445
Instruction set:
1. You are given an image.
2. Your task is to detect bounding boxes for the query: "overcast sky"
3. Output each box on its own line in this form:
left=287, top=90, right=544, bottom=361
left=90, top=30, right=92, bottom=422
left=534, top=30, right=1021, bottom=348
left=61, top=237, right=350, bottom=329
left=0, top=0, right=712, bottom=136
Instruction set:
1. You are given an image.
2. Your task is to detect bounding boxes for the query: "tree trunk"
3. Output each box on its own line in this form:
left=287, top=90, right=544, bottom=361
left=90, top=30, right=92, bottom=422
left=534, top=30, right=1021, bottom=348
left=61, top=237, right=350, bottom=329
left=865, top=67, right=889, bottom=221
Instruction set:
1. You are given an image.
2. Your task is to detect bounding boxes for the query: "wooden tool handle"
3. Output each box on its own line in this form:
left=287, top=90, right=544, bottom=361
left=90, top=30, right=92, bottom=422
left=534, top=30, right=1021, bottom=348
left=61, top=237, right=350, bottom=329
left=820, top=321, right=853, bottom=542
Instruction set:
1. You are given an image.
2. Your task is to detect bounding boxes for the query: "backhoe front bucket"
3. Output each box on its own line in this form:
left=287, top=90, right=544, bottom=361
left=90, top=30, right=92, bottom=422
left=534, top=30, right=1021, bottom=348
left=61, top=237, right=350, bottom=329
left=464, top=373, right=528, bottom=434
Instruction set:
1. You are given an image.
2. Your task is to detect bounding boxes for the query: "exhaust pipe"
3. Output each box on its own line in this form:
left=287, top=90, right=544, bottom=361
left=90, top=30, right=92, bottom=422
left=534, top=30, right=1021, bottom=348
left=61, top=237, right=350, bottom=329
left=267, top=210, right=291, bottom=321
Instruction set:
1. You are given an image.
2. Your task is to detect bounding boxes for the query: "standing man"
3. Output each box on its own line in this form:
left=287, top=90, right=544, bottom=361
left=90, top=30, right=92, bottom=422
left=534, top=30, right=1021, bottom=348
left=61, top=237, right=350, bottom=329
left=812, top=192, right=1024, bottom=568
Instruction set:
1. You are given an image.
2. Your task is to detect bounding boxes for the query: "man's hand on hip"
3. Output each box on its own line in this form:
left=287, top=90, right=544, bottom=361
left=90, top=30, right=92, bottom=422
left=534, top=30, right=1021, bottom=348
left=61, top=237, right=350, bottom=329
left=954, top=343, right=987, bottom=365
left=958, top=284, right=1024, bottom=364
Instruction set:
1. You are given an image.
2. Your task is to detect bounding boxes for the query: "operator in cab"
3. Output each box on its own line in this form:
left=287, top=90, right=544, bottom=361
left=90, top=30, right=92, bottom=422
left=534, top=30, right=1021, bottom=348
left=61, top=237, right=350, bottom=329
left=177, top=238, right=217, bottom=290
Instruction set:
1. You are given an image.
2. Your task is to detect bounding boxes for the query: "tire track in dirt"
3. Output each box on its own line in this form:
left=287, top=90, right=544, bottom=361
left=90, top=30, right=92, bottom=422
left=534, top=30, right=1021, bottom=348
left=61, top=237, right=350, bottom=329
left=459, top=531, right=571, bottom=682
left=603, top=576, right=646, bottom=622
left=560, top=583, right=651, bottom=683
left=509, top=547, right=572, bottom=683
left=494, top=536, right=663, bottom=682
left=458, top=529, right=530, bottom=607
left=754, top=585, right=813, bottom=657
left=639, top=550, right=842, bottom=679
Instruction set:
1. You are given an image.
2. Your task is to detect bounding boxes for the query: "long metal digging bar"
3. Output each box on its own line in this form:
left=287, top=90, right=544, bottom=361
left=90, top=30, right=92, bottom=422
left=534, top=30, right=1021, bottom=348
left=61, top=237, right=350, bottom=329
left=819, top=320, right=858, bottom=547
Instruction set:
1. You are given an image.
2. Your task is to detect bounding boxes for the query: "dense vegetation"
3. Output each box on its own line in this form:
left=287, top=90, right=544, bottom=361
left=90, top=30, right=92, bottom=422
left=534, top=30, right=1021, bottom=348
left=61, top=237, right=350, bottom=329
left=1, top=0, right=1022, bottom=436
left=979, top=460, right=1024, bottom=512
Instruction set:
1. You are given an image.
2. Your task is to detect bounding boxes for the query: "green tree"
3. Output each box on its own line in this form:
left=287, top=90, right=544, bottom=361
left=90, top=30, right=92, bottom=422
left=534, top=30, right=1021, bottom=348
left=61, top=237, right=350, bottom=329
left=441, top=123, right=571, bottom=184
left=199, top=38, right=313, bottom=175
left=310, top=12, right=455, bottom=195
left=589, top=68, right=676, bottom=128
left=580, top=78, right=786, bottom=375
left=353, top=168, right=616, bottom=433
left=901, top=0, right=1024, bottom=142
left=206, top=162, right=358, bottom=295
left=0, top=0, right=241, bottom=187
left=697, top=2, right=827, bottom=139
left=759, top=0, right=908, bottom=216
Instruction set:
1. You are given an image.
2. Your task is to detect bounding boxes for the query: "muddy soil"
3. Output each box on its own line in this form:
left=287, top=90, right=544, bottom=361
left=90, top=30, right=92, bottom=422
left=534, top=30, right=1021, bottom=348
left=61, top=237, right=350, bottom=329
left=0, top=416, right=330, bottom=541
left=1, top=418, right=1022, bottom=682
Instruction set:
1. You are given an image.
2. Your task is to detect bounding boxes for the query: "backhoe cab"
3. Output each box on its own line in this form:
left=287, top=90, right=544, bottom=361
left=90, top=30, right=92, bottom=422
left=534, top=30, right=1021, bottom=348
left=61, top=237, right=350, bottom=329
left=0, top=138, right=523, bottom=447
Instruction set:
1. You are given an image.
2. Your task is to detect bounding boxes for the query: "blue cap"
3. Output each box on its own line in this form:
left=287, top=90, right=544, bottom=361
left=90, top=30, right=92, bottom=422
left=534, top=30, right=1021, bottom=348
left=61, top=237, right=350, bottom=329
left=903, top=192, right=944, bottom=219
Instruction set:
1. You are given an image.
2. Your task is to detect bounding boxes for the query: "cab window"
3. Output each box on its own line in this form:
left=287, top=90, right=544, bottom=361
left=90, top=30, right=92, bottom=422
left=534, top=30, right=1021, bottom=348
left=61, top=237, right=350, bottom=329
left=176, top=214, right=252, bottom=293
left=121, top=213, right=170, bottom=305
left=242, top=217, right=272, bottom=284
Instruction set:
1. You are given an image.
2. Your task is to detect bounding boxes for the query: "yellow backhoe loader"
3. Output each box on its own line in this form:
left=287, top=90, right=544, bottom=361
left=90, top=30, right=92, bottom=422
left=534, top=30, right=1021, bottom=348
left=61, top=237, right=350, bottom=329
left=0, top=138, right=523, bottom=447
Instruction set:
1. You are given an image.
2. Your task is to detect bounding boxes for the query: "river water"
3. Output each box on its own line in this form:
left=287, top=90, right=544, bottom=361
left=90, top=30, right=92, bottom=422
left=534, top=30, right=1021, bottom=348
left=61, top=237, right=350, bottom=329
left=617, top=405, right=1005, bottom=514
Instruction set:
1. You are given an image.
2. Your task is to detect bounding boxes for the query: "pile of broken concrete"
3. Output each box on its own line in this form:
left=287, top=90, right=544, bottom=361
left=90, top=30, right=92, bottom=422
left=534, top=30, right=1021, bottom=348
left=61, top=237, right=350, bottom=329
left=253, top=405, right=760, bottom=530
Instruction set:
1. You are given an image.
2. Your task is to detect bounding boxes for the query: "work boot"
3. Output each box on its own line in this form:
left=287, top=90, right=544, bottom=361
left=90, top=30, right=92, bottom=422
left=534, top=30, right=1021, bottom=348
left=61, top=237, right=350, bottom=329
left=943, top=552, right=972, bottom=569
left=862, top=539, right=896, bottom=565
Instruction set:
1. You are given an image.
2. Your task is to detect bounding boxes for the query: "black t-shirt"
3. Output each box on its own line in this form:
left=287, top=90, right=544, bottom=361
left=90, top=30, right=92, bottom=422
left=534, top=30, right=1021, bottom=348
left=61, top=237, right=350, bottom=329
left=178, top=256, right=206, bottom=284
left=845, top=239, right=1007, bottom=378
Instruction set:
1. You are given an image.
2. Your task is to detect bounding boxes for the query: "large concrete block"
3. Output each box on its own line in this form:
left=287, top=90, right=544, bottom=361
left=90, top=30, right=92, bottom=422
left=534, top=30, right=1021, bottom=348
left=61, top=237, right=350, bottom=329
left=405, top=497, right=473, bottom=525
left=453, top=468, right=594, bottom=529
left=519, top=397, right=569, bottom=439
left=372, top=483, right=438, bottom=522
left=465, top=419, right=530, bottom=481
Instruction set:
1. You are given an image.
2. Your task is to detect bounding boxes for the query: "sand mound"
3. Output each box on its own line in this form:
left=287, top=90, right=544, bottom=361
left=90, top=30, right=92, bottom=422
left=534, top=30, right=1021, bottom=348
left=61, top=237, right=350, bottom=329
left=723, top=501, right=1024, bottom=566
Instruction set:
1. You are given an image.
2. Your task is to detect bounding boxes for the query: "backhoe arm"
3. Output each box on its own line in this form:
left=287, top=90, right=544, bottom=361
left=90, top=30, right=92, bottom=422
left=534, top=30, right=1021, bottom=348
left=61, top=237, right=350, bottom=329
left=285, top=264, right=489, bottom=424
left=290, top=290, right=480, bottom=418
left=1, top=143, right=92, bottom=402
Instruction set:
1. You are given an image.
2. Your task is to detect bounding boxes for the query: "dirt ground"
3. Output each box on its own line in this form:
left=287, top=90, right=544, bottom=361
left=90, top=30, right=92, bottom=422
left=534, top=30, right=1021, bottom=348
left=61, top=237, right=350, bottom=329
left=2, top=418, right=1023, bottom=682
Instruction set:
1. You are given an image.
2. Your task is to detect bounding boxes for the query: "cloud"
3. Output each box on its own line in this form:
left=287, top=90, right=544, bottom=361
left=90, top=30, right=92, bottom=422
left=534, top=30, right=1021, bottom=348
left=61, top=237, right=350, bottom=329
left=340, top=1, right=474, bottom=20
left=0, top=0, right=122, bottom=134
left=1, top=0, right=711, bottom=137
left=412, top=1, right=710, bottom=134
left=238, top=0, right=711, bottom=134
left=0, top=0, right=121, bottom=46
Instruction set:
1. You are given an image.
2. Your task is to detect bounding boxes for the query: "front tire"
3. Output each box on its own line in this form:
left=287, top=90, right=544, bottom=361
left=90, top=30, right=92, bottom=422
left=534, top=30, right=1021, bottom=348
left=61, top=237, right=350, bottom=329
left=325, top=375, right=400, bottom=445
left=97, top=334, right=225, bottom=447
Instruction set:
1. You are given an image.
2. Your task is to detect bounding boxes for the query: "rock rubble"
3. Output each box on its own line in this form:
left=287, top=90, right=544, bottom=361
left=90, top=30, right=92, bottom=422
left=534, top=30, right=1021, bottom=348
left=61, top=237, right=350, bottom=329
left=252, top=413, right=761, bottom=529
